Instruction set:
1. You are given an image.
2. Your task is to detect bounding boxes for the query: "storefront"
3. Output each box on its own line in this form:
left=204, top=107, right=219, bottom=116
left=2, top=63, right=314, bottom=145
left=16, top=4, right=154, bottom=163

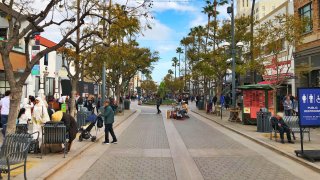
left=295, top=46, right=320, bottom=88
left=0, top=51, right=26, bottom=97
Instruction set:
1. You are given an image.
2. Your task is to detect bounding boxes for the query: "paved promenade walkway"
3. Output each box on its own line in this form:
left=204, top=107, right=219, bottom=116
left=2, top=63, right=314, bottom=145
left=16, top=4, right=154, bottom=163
left=69, top=103, right=320, bottom=180
left=190, top=102, right=320, bottom=169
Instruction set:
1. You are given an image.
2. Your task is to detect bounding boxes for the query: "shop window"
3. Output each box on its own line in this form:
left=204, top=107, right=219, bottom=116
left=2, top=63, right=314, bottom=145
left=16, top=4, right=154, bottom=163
left=299, top=3, right=313, bottom=33
left=0, top=28, right=7, bottom=40
left=44, top=53, right=48, bottom=66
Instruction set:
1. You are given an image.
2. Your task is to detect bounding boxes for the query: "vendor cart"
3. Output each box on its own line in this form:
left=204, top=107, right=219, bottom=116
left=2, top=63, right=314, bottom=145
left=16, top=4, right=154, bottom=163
left=238, top=84, right=275, bottom=125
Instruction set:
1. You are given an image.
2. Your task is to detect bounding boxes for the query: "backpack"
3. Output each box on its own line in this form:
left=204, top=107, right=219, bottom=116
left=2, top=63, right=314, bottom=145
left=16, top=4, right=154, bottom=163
left=96, top=115, right=103, bottom=128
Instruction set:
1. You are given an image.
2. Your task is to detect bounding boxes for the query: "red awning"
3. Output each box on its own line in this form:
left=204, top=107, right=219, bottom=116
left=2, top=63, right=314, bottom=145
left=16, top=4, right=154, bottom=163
left=258, top=81, right=277, bottom=85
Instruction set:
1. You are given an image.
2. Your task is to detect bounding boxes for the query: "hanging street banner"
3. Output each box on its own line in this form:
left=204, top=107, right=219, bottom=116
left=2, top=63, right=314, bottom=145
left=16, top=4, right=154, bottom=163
left=298, top=88, right=320, bottom=127
left=31, top=65, right=40, bottom=75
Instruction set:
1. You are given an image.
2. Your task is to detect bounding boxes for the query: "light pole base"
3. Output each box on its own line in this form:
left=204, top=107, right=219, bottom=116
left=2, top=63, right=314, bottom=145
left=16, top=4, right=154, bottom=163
left=228, top=108, right=241, bottom=122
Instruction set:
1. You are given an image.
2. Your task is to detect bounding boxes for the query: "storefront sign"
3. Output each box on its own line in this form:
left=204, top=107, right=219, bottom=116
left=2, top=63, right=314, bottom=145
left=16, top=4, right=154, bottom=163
left=31, top=65, right=40, bottom=75
left=243, top=107, right=250, bottom=113
left=298, top=88, right=320, bottom=127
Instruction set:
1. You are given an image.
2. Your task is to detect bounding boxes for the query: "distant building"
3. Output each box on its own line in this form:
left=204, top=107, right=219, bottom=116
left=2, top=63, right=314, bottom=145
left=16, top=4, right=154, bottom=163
left=236, top=0, right=287, bottom=20
left=294, top=0, right=320, bottom=88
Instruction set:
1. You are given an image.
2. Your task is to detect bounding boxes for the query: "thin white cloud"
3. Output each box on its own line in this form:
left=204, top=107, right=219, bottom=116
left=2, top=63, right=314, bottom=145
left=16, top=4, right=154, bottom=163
left=151, top=1, right=197, bottom=12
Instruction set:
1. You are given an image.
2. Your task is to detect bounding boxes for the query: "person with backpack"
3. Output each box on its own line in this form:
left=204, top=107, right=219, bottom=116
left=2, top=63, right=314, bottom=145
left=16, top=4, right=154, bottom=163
left=103, top=99, right=117, bottom=144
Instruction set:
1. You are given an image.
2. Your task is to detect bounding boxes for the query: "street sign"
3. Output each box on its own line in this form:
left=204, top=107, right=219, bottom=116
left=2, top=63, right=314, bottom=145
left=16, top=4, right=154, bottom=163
left=298, top=88, right=320, bottom=127
left=31, top=65, right=40, bottom=75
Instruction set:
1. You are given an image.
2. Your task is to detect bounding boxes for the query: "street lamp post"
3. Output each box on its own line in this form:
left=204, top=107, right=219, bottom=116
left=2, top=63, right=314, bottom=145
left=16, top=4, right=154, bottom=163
left=224, top=0, right=244, bottom=121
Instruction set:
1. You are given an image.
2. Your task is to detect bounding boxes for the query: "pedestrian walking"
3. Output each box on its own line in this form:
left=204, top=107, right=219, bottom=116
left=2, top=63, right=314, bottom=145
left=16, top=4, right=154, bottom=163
left=156, top=96, right=162, bottom=114
left=283, top=96, right=293, bottom=116
left=213, top=95, right=217, bottom=106
left=21, top=98, right=33, bottom=122
left=225, top=95, right=230, bottom=110
left=0, top=90, right=10, bottom=137
left=32, top=97, right=50, bottom=140
left=103, top=99, right=117, bottom=144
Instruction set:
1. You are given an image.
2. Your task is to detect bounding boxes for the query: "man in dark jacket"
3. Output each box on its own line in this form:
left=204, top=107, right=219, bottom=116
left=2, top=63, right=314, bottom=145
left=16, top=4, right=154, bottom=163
left=103, top=99, right=117, bottom=144
left=156, top=96, right=162, bottom=114
left=271, top=114, right=294, bottom=144
left=52, top=111, right=78, bottom=151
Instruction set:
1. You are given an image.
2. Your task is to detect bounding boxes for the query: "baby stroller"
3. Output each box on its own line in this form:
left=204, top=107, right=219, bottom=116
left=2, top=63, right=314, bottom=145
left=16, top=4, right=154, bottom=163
left=78, top=113, right=102, bottom=142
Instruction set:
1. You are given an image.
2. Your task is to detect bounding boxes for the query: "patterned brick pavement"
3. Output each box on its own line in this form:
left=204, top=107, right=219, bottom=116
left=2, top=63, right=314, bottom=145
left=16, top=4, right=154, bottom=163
left=80, top=157, right=176, bottom=180
left=172, top=116, right=248, bottom=150
left=80, top=114, right=176, bottom=180
left=194, top=156, right=301, bottom=180
left=173, top=115, right=300, bottom=180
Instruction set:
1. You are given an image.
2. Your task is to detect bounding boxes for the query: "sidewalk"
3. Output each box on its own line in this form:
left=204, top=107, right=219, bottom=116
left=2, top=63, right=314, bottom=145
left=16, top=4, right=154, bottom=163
left=189, top=102, right=320, bottom=172
left=10, top=109, right=136, bottom=180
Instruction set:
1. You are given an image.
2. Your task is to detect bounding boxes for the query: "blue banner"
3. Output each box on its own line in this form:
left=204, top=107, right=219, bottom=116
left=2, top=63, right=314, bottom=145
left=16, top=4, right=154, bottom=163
left=298, top=88, right=320, bottom=127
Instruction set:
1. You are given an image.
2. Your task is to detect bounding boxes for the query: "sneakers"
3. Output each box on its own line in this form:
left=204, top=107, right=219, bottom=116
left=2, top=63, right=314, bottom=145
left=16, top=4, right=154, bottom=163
left=102, top=141, right=110, bottom=144
left=111, top=140, right=118, bottom=144
left=281, top=139, right=285, bottom=144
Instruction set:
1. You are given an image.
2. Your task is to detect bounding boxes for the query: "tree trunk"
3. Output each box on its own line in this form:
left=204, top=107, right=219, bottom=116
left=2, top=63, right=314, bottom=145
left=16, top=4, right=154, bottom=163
left=69, top=78, right=78, bottom=117
left=6, top=87, right=23, bottom=133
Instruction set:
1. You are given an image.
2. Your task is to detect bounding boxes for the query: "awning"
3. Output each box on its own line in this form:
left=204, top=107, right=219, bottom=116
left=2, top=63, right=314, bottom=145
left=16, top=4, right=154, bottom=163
left=238, top=84, right=273, bottom=90
left=0, top=51, right=26, bottom=72
left=258, top=80, right=277, bottom=85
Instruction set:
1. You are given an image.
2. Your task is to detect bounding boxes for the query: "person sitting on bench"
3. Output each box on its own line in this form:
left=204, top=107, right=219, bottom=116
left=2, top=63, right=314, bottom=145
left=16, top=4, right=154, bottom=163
left=179, top=101, right=189, bottom=118
left=271, top=114, right=294, bottom=144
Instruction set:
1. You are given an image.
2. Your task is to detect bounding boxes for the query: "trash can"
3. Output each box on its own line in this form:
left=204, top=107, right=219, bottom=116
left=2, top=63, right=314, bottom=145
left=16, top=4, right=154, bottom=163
left=257, top=111, right=272, bottom=132
left=124, top=100, right=130, bottom=110
left=198, top=100, right=204, bottom=110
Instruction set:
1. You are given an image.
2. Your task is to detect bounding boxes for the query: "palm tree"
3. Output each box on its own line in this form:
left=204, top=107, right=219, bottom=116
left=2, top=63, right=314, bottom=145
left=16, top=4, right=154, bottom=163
left=176, top=47, right=184, bottom=77
left=168, top=69, right=174, bottom=75
left=172, top=57, right=179, bottom=79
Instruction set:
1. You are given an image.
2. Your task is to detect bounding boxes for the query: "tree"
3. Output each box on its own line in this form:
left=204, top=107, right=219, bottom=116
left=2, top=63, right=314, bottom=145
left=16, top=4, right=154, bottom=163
left=255, top=14, right=306, bottom=112
left=0, top=0, right=101, bottom=133
left=176, top=47, right=183, bottom=77
left=141, top=79, right=157, bottom=96
left=163, top=74, right=184, bottom=95
left=172, top=57, right=179, bottom=79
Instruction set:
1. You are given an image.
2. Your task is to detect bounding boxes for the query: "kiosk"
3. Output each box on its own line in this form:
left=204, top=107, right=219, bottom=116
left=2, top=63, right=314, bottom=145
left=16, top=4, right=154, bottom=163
left=238, top=84, right=275, bottom=125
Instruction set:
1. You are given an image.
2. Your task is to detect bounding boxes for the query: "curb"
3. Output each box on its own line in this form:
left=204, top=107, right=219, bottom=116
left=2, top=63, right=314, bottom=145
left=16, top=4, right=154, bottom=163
left=40, top=110, right=137, bottom=180
left=191, top=110, right=320, bottom=173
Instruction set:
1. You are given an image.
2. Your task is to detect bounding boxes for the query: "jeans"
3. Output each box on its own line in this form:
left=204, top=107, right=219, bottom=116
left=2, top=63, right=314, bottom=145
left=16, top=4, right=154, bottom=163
left=104, top=123, right=117, bottom=142
left=1, top=115, right=8, bottom=137
left=284, top=110, right=292, bottom=116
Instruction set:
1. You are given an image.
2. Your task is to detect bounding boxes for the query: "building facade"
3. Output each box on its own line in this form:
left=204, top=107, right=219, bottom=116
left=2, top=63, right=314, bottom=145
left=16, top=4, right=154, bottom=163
left=294, top=0, right=320, bottom=88
left=258, top=0, right=296, bottom=96
left=237, top=0, right=287, bottom=20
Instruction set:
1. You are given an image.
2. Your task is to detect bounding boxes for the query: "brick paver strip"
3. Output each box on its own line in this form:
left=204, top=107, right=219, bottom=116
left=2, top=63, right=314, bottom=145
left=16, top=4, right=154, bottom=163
left=194, top=156, right=301, bottom=180
left=80, top=113, right=177, bottom=180
left=172, top=115, right=301, bottom=180
left=80, top=157, right=176, bottom=180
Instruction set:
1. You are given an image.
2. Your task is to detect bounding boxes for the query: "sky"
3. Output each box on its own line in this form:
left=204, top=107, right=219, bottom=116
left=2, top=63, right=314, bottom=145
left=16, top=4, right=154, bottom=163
left=135, top=0, right=230, bottom=83
left=37, top=0, right=231, bottom=84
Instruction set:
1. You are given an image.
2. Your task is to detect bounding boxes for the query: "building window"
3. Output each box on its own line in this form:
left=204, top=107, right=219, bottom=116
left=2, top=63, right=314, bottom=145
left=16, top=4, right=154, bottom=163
left=247, top=0, right=248, bottom=7
left=243, top=0, right=244, bottom=7
left=299, top=3, right=313, bottom=33
left=0, top=28, right=7, bottom=40
left=44, top=53, right=48, bottom=66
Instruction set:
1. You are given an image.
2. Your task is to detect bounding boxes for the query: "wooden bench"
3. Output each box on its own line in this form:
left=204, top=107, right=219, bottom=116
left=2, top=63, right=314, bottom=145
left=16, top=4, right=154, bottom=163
left=270, top=116, right=310, bottom=142
left=42, top=122, right=68, bottom=158
left=0, top=133, right=32, bottom=180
